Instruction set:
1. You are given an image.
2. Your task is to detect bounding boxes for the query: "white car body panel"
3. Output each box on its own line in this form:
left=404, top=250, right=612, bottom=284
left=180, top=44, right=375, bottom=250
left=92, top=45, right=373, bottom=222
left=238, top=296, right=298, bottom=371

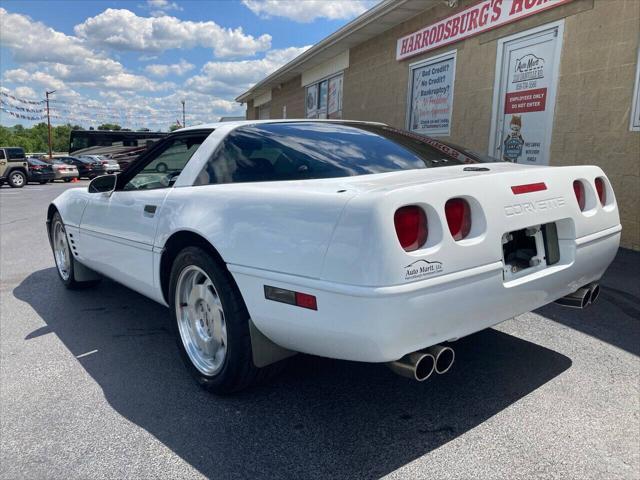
left=50, top=120, right=621, bottom=363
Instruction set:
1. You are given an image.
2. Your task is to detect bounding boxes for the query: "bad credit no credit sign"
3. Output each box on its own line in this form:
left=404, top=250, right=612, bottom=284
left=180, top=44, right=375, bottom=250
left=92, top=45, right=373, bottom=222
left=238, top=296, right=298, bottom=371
left=396, top=0, right=573, bottom=61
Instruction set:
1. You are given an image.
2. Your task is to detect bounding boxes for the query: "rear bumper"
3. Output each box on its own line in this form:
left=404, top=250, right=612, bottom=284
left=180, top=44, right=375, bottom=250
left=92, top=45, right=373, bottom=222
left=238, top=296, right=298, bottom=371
left=53, top=171, right=78, bottom=179
left=230, top=225, right=621, bottom=363
left=28, top=172, right=55, bottom=182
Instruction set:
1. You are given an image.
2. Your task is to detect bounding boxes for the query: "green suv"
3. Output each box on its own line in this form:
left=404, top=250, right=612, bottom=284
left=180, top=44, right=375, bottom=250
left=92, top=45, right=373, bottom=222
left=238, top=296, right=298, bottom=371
left=0, top=147, right=29, bottom=188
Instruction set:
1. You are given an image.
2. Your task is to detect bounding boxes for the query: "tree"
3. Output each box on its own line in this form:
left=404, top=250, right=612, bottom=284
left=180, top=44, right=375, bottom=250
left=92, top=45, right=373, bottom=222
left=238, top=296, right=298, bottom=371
left=169, top=123, right=181, bottom=132
left=97, top=123, right=122, bottom=130
left=0, top=122, right=84, bottom=153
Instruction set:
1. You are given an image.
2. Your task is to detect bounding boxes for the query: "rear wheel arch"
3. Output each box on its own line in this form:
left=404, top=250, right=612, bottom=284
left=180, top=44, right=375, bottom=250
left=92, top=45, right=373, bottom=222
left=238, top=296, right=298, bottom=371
left=160, top=231, right=231, bottom=304
left=46, top=204, right=60, bottom=243
left=161, top=230, right=295, bottom=379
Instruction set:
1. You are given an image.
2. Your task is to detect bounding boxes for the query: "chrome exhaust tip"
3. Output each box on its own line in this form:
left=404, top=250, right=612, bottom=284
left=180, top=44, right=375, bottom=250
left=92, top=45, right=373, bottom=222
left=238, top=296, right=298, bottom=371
left=555, top=286, right=591, bottom=309
left=388, top=351, right=435, bottom=382
left=588, top=283, right=600, bottom=305
left=427, top=344, right=455, bottom=374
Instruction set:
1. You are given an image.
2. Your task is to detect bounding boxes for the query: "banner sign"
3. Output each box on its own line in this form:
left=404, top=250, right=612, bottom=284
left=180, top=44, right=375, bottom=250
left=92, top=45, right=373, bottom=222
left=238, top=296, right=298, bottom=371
left=396, top=0, right=573, bottom=61
left=408, top=53, right=456, bottom=136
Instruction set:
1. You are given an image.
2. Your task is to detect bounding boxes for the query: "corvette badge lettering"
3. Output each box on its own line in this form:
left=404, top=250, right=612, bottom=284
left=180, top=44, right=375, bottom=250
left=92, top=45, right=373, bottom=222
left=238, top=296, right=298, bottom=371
left=505, top=196, right=565, bottom=216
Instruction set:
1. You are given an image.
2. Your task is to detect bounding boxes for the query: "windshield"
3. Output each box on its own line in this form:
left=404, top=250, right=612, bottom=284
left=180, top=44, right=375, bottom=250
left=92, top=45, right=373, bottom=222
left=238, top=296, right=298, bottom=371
left=203, top=122, right=499, bottom=184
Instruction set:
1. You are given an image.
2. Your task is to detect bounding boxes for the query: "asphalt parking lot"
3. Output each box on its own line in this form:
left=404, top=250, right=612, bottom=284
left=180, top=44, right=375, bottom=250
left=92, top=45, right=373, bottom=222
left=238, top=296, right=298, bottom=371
left=0, top=181, right=638, bottom=480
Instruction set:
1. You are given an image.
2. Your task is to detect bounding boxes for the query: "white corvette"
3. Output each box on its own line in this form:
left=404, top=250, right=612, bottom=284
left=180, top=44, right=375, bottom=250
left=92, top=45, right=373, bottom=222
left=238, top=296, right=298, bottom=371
left=47, top=120, right=621, bottom=393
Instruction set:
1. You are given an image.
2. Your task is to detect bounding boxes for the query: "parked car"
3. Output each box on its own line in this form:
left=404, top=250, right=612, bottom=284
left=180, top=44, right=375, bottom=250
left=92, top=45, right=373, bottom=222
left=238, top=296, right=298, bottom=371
left=78, top=154, right=120, bottom=174
left=26, top=158, right=55, bottom=184
left=62, top=156, right=106, bottom=179
left=47, top=120, right=621, bottom=394
left=0, top=147, right=29, bottom=188
left=45, top=158, right=80, bottom=182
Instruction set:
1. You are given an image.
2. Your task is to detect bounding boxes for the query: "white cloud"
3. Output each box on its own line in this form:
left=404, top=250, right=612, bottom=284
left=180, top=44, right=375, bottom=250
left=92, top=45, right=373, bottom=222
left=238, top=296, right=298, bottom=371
left=0, top=6, right=312, bottom=128
left=3, top=68, right=66, bottom=90
left=242, top=0, right=374, bottom=22
left=146, top=0, right=182, bottom=17
left=0, top=7, right=94, bottom=64
left=0, top=8, right=172, bottom=93
left=145, top=59, right=194, bottom=77
left=75, top=8, right=272, bottom=57
left=102, top=73, right=174, bottom=91
left=185, top=46, right=310, bottom=97
left=13, top=86, right=38, bottom=99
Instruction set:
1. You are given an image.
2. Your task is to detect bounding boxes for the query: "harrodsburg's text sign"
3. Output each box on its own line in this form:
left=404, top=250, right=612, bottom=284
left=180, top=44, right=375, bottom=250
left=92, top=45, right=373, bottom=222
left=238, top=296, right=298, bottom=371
left=396, top=0, right=573, bottom=61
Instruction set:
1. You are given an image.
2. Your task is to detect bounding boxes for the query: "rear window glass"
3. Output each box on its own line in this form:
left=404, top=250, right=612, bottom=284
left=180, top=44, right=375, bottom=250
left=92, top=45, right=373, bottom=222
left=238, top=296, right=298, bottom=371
left=5, top=148, right=25, bottom=160
left=29, top=158, right=49, bottom=165
left=199, top=122, right=496, bottom=185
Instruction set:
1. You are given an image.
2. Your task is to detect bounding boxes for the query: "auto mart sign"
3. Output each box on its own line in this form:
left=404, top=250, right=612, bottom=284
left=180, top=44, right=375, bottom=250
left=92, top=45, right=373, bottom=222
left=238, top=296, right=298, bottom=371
left=396, top=0, right=573, bottom=61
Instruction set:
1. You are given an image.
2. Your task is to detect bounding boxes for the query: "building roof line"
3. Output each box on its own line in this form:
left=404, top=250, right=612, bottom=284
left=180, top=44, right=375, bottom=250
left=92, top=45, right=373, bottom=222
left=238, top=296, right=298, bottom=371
left=235, top=0, right=427, bottom=104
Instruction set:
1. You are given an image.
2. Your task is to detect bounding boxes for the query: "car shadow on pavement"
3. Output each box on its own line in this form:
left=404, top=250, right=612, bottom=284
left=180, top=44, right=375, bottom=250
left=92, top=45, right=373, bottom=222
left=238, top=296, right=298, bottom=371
left=15, top=268, right=571, bottom=480
left=536, top=248, right=640, bottom=357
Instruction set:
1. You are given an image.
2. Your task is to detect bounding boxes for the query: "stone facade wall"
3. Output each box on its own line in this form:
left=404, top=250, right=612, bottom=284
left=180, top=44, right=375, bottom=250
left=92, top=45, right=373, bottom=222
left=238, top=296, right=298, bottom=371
left=270, top=75, right=306, bottom=119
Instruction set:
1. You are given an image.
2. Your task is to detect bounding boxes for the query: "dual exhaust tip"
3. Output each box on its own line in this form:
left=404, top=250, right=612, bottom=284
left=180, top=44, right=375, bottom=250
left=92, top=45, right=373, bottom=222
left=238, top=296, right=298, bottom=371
left=390, top=282, right=601, bottom=381
left=555, top=282, right=600, bottom=309
left=388, top=344, right=455, bottom=382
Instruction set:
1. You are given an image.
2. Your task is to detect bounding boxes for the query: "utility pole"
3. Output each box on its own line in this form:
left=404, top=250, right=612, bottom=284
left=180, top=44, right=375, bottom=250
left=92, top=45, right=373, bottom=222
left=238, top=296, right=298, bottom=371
left=45, top=90, right=56, bottom=159
left=181, top=99, right=186, bottom=128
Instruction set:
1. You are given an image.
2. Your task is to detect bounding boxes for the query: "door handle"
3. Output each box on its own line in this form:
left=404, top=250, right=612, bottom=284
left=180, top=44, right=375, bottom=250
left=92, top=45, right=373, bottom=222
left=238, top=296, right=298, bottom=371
left=144, top=205, right=157, bottom=215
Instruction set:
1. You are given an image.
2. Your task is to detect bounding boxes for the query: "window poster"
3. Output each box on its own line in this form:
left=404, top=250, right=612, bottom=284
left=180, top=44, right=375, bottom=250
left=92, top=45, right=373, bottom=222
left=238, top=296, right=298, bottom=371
left=305, top=84, right=318, bottom=118
left=408, top=51, right=456, bottom=136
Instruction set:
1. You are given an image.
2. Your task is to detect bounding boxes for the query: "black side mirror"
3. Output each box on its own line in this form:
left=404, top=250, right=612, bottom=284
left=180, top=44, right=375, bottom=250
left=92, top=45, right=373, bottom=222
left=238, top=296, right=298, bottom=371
left=88, top=174, right=117, bottom=195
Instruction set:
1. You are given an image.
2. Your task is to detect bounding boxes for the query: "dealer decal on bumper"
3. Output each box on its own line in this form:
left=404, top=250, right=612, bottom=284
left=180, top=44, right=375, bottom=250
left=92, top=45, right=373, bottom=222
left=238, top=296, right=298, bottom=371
left=404, top=259, right=443, bottom=281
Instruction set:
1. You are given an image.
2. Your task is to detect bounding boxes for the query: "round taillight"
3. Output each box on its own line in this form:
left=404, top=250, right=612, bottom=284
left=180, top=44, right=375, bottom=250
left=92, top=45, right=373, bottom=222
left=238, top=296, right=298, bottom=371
left=595, top=177, right=606, bottom=205
left=445, top=198, right=471, bottom=241
left=573, top=180, right=585, bottom=211
left=394, top=206, right=427, bottom=251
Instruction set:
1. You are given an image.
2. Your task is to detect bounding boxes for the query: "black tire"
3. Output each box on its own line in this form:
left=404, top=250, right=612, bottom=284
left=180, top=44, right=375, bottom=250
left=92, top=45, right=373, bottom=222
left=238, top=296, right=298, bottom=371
left=8, top=170, right=26, bottom=188
left=156, top=162, right=168, bottom=173
left=169, top=246, right=282, bottom=394
left=50, top=212, right=101, bottom=290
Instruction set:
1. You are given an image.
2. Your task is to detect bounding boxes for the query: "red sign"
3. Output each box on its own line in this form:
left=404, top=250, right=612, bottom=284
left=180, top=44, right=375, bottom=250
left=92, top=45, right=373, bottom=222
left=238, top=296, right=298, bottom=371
left=505, top=88, right=547, bottom=113
left=397, top=0, right=573, bottom=61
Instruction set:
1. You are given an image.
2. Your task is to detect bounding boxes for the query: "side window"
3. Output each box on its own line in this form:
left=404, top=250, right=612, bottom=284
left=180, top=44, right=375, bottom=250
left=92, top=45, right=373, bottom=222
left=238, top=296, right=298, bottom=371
left=198, top=133, right=281, bottom=185
left=0, top=150, right=5, bottom=160
left=124, top=134, right=208, bottom=190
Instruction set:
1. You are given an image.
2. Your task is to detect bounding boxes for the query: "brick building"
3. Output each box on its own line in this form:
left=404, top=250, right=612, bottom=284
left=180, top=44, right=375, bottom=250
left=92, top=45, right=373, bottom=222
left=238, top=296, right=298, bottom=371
left=237, top=0, right=640, bottom=250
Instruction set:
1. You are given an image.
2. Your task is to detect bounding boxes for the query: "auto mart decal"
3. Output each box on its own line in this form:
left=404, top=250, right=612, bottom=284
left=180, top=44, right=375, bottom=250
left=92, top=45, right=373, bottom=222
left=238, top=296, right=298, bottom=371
left=404, top=259, right=443, bottom=281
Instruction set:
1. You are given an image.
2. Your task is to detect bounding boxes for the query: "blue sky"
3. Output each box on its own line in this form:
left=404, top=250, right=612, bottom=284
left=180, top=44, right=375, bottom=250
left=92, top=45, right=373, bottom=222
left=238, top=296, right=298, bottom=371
left=0, top=0, right=375, bottom=130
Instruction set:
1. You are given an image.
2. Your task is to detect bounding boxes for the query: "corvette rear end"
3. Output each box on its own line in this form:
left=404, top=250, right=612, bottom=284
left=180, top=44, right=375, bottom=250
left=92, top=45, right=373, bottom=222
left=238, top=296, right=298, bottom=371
left=48, top=119, right=621, bottom=392
left=232, top=162, right=620, bottom=366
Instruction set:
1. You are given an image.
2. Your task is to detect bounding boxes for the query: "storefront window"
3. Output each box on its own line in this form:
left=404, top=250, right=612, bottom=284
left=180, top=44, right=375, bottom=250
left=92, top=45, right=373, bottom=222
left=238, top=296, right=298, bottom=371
left=407, top=51, right=456, bottom=136
left=328, top=76, right=343, bottom=119
left=306, top=73, right=343, bottom=119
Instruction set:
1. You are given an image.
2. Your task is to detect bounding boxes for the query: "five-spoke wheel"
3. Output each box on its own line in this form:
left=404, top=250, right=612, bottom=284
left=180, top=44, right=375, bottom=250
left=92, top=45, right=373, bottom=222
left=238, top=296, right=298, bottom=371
left=52, top=214, right=71, bottom=281
left=175, top=265, right=228, bottom=376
